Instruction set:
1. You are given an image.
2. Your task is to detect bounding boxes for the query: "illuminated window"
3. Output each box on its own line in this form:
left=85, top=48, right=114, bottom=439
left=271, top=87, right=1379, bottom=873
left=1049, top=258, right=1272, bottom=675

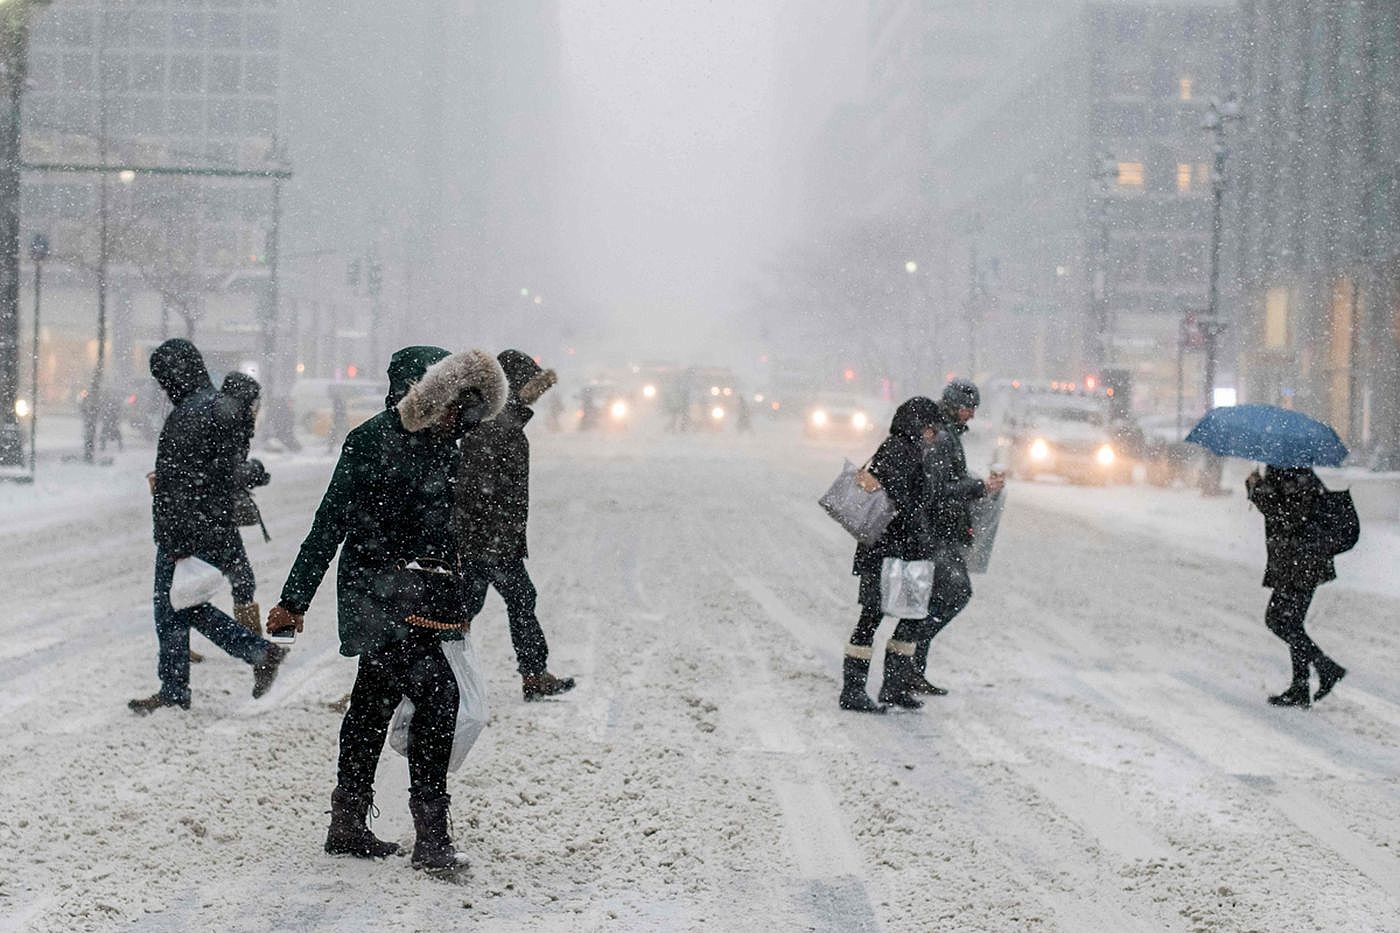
left=1117, top=162, right=1145, bottom=188
left=1176, top=163, right=1192, bottom=192
left=1179, top=77, right=1194, bottom=101
left=1196, top=162, right=1210, bottom=187
left=1265, top=287, right=1289, bottom=348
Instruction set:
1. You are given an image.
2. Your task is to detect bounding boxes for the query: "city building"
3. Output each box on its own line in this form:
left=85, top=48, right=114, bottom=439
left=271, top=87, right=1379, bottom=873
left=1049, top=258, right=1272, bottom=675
left=907, top=0, right=1236, bottom=411
left=1231, top=0, right=1400, bottom=462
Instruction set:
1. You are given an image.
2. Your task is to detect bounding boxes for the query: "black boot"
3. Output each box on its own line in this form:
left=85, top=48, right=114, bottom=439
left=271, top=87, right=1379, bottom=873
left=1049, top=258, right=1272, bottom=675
left=252, top=643, right=287, bottom=699
left=1314, top=658, right=1347, bottom=703
left=325, top=787, right=401, bottom=859
left=877, top=642, right=923, bottom=710
left=409, top=792, right=467, bottom=877
left=839, top=655, right=886, bottom=713
left=909, top=637, right=948, bottom=695
left=128, top=692, right=190, bottom=715
left=1268, top=683, right=1311, bottom=708
left=522, top=671, right=576, bottom=701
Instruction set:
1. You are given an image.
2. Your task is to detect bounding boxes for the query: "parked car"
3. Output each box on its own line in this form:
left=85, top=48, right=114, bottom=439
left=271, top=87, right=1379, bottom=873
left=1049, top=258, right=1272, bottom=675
left=292, top=379, right=385, bottom=439
left=1138, top=414, right=1207, bottom=487
left=997, top=392, right=1138, bottom=484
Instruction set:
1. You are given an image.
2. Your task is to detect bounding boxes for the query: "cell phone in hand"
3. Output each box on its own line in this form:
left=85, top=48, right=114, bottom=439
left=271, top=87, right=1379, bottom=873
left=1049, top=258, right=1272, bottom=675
left=268, top=628, right=297, bottom=646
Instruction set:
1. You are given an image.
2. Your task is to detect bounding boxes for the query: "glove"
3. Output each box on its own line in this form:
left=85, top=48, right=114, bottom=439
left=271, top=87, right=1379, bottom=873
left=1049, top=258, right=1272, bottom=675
left=266, top=604, right=304, bottom=637
left=240, top=458, right=271, bottom=489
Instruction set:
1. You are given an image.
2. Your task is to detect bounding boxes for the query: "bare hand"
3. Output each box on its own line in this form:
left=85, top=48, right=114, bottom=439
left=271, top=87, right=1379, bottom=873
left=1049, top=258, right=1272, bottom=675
left=266, top=604, right=304, bottom=635
left=986, top=473, right=1006, bottom=495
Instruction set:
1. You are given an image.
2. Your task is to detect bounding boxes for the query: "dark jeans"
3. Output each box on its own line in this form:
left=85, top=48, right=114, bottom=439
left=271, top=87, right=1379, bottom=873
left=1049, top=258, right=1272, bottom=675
left=338, top=631, right=459, bottom=800
left=1266, top=585, right=1325, bottom=684
left=152, top=530, right=266, bottom=704
left=462, top=558, right=549, bottom=675
left=914, top=547, right=974, bottom=675
left=850, top=566, right=931, bottom=647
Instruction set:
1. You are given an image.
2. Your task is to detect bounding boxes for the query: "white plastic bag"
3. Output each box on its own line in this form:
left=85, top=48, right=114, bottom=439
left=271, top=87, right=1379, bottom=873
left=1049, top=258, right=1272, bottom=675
left=880, top=557, right=934, bottom=619
left=169, top=557, right=226, bottom=610
left=389, top=634, right=490, bottom=772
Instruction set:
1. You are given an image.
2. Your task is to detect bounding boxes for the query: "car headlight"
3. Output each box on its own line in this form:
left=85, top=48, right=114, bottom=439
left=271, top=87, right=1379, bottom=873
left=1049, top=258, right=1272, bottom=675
left=642, top=384, right=657, bottom=399
left=810, top=409, right=828, bottom=427
left=851, top=411, right=868, bottom=430
left=1029, top=438, right=1050, bottom=461
left=711, top=406, right=725, bottom=420
left=1096, top=443, right=1116, bottom=466
left=610, top=400, right=628, bottom=420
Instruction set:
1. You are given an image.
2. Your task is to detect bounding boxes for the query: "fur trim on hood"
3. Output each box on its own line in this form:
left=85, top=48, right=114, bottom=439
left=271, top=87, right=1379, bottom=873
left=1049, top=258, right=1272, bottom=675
left=516, top=368, right=557, bottom=406
left=397, top=348, right=508, bottom=433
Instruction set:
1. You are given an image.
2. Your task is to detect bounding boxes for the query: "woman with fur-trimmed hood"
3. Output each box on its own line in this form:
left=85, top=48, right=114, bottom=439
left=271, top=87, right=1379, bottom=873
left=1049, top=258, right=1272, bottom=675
left=267, top=346, right=506, bottom=877
left=454, top=349, right=576, bottom=701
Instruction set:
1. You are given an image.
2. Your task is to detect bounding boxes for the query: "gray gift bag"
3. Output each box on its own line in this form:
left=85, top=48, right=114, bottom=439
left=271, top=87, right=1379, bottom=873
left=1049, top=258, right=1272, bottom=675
left=818, top=459, right=896, bottom=545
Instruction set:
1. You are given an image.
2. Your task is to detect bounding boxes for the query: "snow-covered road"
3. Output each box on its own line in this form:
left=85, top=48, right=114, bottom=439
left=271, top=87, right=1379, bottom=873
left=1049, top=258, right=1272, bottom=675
left=2, top=423, right=1398, bottom=932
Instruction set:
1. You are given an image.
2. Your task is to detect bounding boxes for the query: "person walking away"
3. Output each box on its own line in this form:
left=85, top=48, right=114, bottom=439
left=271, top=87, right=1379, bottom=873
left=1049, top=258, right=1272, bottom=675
left=841, top=396, right=943, bottom=713
left=456, top=350, right=576, bottom=701
left=1245, top=465, right=1347, bottom=707
left=326, top=387, right=349, bottom=453
left=265, top=347, right=506, bottom=875
left=128, top=340, right=287, bottom=714
left=911, top=379, right=1004, bottom=695
left=99, top=391, right=124, bottom=451
left=220, top=372, right=272, bottom=630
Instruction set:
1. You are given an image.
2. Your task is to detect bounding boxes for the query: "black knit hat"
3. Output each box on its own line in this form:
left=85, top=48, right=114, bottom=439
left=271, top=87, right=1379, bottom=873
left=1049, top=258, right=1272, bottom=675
left=942, top=378, right=980, bottom=410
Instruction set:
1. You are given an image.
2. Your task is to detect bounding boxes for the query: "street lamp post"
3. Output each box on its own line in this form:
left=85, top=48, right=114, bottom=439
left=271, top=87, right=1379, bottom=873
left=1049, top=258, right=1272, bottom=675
left=0, top=0, right=47, bottom=469
left=26, top=231, right=44, bottom=477
left=1090, top=153, right=1117, bottom=372
left=1201, top=93, right=1240, bottom=409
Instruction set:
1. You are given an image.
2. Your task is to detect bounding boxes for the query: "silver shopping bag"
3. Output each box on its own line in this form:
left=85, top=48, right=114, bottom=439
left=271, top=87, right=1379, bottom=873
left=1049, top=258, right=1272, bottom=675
left=880, top=557, right=934, bottom=618
left=818, top=459, right=896, bottom=545
left=965, top=488, right=1007, bottom=574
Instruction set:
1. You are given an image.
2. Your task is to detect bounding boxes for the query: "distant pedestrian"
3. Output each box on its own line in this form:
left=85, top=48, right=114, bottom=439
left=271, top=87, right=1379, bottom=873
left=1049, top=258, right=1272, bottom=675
left=327, top=388, right=349, bottom=453
left=266, top=346, right=506, bottom=875
left=98, top=391, right=124, bottom=452
left=840, top=395, right=943, bottom=713
left=1245, top=465, right=1347, bottom=707
left=910, top=379, right=1003, bottom=695
left=455, top=350, right=576, bottom=701
left=128, top=339, right=287, bottom=715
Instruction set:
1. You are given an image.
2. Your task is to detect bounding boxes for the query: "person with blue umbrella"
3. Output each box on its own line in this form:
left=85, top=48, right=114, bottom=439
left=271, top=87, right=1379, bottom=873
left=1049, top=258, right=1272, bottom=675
left=1187, top=404, right=1349, bottom=708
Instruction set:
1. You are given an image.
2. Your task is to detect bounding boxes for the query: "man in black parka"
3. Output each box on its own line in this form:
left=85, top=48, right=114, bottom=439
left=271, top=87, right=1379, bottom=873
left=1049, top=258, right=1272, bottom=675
left=841, top=395, right=943, bottom=713
left=267, top=346, right=506, bottom=876
left=1245, top=465, right=1347, bottom=707
left=455, top=349, right=576, bottom=700
left=129, top=339, right=286, bottom=714
left=911, top=378, right=1003, bottom=695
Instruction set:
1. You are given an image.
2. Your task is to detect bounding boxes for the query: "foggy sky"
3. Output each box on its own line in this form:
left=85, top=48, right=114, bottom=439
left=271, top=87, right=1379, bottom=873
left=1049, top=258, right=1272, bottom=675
left=558, top=1, right=783, bottom=361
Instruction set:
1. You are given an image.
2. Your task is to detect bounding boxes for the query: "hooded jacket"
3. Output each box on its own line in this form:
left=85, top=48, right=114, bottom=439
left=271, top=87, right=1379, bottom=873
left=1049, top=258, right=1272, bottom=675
left=1247, top=466, right=1337, bottom=589
left=278, top=346, right=508, bottom=656
left=852, top=396, right=942, bottom=576
left=149, top=339, right=243, bottom=554
left=454, top=350, right=558, bottom=562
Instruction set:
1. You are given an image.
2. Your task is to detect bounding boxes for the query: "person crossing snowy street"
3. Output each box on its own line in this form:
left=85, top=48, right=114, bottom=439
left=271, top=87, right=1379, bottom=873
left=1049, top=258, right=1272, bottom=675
left=220, top=371, right=272, bottom=630
left=841, top=395, right=943, bottom=713
left=910, top=378, right=1004, bottom=695
left=128, top=339, right=287, bottom=715
left=455, top=349, right=576, bottom=701
left=1245, top=465, right=1348, bottom=708
left=265, top=346, right=506, bottom=876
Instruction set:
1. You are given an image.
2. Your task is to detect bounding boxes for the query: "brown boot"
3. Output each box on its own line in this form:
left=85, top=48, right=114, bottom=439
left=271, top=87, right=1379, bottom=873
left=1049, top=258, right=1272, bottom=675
left=234, top=601, right=262, bottom=637
left=522, top=672, right=576, bottom=701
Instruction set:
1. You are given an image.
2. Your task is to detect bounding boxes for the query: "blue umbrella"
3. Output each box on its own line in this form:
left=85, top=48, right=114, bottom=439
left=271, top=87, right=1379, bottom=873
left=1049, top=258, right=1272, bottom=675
left=1185, top=404, right=1348, bottom=467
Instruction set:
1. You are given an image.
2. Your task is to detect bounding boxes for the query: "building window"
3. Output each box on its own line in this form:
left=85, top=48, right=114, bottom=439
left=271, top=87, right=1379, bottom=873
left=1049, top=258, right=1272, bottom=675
left=1117, top=162, right=1145, bottom=188
left=1265, top=287, right=1289, bottom=349
left=1179, top=77, right=1193, bottom=101
left=1195, top=162, right=1210, bottom=188
left=1176, top=163, right=1192, bottom=192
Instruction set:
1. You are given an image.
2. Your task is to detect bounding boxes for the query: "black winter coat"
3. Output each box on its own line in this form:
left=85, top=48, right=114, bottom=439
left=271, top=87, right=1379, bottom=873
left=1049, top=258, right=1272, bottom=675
left=852, top=397, right=941, bottom=576
left=1247, top=466, right=1336, bottom=590
left=455, top=401, right=533, bottom=562
left=924, top=420, right=986, bottom=546
left=149, top=340, right=243, bottom=555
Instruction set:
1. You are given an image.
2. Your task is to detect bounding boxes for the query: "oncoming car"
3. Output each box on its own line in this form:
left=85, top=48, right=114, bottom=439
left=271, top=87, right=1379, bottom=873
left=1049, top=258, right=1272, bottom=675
left=997, top=392, right=1138, bottom=484
left=803, top=395, right=881, bottom=441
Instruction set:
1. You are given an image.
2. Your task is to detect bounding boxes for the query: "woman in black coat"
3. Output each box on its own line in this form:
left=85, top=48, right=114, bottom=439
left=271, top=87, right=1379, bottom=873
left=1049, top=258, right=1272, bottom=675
left=840, top=396, right=943, bottom=713
left=1245, top=465, right=1347, bottom=707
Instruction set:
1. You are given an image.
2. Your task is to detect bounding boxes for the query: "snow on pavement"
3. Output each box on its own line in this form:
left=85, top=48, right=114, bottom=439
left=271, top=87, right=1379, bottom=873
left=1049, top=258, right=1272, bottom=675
left=2, top=422, right=1399, bottom=932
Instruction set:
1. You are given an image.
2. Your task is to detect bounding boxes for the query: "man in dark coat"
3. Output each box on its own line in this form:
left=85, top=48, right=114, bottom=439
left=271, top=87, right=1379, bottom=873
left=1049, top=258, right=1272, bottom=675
left=911, top=378, right=1004, bottom=695
left=129, top=339, right=287, bottom=715
left=455, top=349, right=576, bottom=701
left=221, top=371, right=272, bottom=615
left=1245, top=465, right=1346, bottom=707
left=841, top=395, right=943, bottom=713
left=266, top=346, right=506, bottom=876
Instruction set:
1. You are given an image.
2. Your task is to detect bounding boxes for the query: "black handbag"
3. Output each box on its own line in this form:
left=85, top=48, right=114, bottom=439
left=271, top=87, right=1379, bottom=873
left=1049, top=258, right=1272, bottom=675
left=232, top=492, right=271, bottom=542
left=368, top=558, right=465, bottom=628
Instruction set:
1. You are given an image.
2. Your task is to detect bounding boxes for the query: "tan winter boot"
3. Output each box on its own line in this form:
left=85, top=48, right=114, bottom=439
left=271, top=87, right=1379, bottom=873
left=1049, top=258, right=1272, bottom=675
left=234, top=601, right=262, bottom=636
